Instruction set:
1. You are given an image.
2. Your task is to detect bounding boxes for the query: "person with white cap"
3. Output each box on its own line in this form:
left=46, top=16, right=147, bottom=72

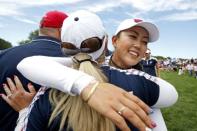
left=141, top=48, right=160, bottom=77
left=108, top=18, right=158, bottom=69
left=105, top=18, right=177, bottom=131
left=14, top=13, right=178, bottom=131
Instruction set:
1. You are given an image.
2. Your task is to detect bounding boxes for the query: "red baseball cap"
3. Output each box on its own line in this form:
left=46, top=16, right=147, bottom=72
left=40, top=10, right=68, bottom=28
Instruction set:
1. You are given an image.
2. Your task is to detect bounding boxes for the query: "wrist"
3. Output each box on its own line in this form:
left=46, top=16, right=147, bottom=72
left=81, top=80, right=99, bottom=101
left=72, top=75, right=96, bottom=95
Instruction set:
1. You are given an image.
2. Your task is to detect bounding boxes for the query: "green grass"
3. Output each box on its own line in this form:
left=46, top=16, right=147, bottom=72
left=160, top=71, right=197, bottom=131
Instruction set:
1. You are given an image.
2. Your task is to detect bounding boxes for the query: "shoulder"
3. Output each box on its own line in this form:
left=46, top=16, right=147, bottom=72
left=150, top=57, right=158, bottom=61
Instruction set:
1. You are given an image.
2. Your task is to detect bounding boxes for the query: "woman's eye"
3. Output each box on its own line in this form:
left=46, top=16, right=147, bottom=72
left=129, top=35, right=137, bottom=39
left=142, top=41, right=148, bottom=45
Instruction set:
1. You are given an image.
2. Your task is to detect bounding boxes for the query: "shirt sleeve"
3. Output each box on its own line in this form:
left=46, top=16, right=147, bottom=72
left=152, top=77, right=178, bottom=108
left=149, top=109, right=168, bottom=131
left=17, top=56, right=96, bottom=95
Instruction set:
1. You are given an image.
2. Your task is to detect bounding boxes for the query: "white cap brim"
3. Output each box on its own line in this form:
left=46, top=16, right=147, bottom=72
left=115, top=19, right=159, bottom=43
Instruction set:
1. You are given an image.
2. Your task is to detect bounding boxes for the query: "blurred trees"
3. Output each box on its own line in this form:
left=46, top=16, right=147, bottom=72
left=154, top=55, right=167, bottom=60
left=0, top=29, right=38, bottom=51
left=18, top=30, right=38, bottom=45
left=0, top=38, right=12, bottom=50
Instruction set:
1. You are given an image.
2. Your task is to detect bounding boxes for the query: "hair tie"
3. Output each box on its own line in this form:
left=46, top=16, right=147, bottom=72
left=73, top=58, right=92, bottom=64
left=73, top=53, right=92, bottom=64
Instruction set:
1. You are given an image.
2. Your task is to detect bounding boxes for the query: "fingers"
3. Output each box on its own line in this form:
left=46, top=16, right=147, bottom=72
left=124, top=92, right=152, bottom=114
left=86, top=84, right=131, bottom=131
left=1, top=76, right=36, bottom=112
left=1, top=93, right=11, bottom=103
left=14, top=75, right=24, bottom=91
left=0, top=94, right=20, bottom=111
left=6, top=76, right=25, bottom=92
left=27, top=83, right=36, bottom=94
left=86, top=83, right=156, bottom=130
left=123, top=92, right=156, bottom=129
left=106, top=109, right=131, bottom=131
left=120, top=95, right=153, bottom=128
left=112, top=102, right=148, bottom=131
left=122, top=107, right=147, bottom=131
left=3, top=83, right=12, bottom=96
left=6, top=77, right=17, bottom=93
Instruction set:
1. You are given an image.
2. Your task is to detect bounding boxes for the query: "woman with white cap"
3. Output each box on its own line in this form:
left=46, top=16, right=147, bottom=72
left=14, top=11, right=178, bottom=131
left=103, top=18, right=177, bottom=131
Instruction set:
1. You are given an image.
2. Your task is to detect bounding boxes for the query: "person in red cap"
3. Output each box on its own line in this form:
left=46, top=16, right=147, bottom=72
left=39, top=10, right=67, bottom=38
left=0, top=10, right=67, bottom=131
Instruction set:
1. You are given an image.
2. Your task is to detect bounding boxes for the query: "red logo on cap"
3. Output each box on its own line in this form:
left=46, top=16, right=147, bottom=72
left=134, top=19, right=143, bottom=23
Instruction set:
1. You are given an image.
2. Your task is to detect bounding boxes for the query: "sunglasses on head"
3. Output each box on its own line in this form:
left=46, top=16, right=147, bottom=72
left=61, top=37, right=103, bottom=56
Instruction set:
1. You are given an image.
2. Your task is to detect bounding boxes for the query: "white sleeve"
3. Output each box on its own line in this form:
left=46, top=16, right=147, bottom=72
left=38, top=56, right=74, bottom=67
left=17, top=56, right=96, bottom=95
left=149, top=108, right=168, bottom=131
left=153, top=77, right=178, bottom=108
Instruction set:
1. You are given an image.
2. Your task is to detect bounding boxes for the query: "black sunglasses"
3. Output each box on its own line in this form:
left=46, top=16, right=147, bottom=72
left=61, top=37, right=103, bottom=56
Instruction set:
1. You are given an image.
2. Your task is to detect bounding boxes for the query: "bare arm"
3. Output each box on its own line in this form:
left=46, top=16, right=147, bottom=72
left=17, top=56, right=95, bottom=95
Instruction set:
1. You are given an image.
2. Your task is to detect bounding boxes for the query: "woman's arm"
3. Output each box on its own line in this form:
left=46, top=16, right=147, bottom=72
left=153, top=77, right=178, bottom=108
left=17, top=56, right=95, bottom=95
left=149, top=109, right=168, bottom=131
left=17, top=55, right=156, bottom=131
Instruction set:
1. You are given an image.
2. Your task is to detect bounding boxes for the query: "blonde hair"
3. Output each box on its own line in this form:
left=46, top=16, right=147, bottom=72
left=48, top=53, right=115, bottom=131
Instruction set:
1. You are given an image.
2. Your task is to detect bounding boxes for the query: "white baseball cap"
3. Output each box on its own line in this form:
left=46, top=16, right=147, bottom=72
left=61, top=10, right=107, bottom=60
left=146, top=48, right=151, bottom=54
left=115, top=18, right=159, bottom=42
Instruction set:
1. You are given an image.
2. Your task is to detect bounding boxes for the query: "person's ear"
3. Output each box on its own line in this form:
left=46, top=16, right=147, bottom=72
left=57, top=28, right=61, bottom=40
left=144, top=53, right=146, bottom=58
left=112, top=36, right=118, bottom=48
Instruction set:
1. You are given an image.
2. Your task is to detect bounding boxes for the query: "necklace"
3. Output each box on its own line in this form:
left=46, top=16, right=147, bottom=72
left=109, top=55, right=135, bottom=70
left=109, top=56, right=125, bottom=69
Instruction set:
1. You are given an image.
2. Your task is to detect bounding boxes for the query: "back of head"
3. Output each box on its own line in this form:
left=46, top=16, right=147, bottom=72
left=39, top=10, right=68, bottom=37
left=60, top=10, right=108, bottom=82
left=40, top=10, right=68, bottom=28
left=61, top=10, right=107, bottom=60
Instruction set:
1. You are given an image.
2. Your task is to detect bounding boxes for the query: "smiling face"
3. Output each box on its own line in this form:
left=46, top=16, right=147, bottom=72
left=112, top=26, right=149, bottom=69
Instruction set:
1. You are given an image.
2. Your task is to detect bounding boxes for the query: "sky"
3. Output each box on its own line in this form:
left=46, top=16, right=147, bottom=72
left=0, top=0, right=196, bottom=59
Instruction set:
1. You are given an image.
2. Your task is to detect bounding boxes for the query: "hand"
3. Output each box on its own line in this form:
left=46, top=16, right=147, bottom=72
left=81, top=82, right=156, bottom=131
left=1, top=75, right=36, bottom=112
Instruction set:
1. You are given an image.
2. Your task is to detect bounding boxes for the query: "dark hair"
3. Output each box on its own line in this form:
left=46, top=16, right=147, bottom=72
left=114, top=31, right=122, bottom=38
left=113, top=30, right=143, bottom=71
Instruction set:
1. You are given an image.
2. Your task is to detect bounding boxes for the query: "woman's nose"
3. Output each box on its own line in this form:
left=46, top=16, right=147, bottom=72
left=132, top=41, right=141, bottom=48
